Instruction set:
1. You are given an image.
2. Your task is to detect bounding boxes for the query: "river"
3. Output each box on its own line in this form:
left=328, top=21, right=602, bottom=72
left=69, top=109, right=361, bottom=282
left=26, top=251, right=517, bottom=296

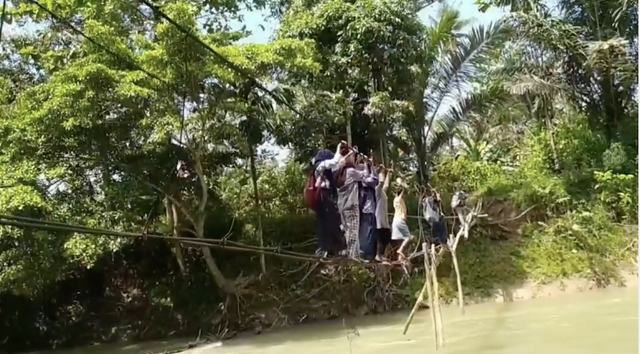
left=37, top=285, right=638, bottom=354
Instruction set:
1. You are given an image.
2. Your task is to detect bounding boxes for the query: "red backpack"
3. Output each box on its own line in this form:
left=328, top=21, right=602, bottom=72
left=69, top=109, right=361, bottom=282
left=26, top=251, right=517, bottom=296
left=304, top=172, right=321, bottom=210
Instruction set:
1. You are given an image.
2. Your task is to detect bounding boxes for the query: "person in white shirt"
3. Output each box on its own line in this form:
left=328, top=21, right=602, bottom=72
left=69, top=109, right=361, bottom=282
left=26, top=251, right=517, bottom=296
left=374, top=165, right=392, bottom=262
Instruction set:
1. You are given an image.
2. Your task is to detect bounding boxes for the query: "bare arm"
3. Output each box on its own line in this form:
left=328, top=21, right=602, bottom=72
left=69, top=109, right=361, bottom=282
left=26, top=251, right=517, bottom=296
left=382, top=169, right=391, bottom=192
left=315, top=155, right=342, bottom=174
left=314, top=142, right=347, bottom=175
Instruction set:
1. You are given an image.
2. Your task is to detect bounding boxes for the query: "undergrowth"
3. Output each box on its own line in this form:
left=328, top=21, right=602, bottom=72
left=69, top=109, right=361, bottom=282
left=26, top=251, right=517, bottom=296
left=423, top=117, right=638, bottom=301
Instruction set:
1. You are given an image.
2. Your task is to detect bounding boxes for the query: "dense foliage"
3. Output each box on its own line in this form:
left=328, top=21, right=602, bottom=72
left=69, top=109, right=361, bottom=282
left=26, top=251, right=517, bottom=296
left=0, top=0, right=636, bottom=351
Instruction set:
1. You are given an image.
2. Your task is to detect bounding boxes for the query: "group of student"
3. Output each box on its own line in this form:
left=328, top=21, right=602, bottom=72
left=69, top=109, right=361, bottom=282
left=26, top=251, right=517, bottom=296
left=305, top=142, right=415, bottom=264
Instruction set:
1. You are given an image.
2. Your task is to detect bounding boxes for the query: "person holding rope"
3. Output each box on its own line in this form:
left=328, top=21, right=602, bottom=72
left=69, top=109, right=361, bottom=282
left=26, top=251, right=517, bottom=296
left=336, top=148, right=376, bottom=259
left=391, top=180, right=413, bottom=264
left=308, top=142, right=348, bottom=257
left=357, top=154, right=379, bottom=262
left=374, top=164, right=392, bottom=263
left=423, top=189, right=448, bottom=247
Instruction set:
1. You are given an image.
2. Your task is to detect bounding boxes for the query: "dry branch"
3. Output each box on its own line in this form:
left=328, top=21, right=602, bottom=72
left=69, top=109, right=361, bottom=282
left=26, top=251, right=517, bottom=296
left=448, top=198, right=483, bottom=314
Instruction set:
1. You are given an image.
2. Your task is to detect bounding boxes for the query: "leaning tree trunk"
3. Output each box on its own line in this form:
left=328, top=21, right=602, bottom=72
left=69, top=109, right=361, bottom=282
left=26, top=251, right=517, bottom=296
left=190, top=148, right=236, bottom=294
left=201, top=245, right=236, bottom=293
left=248, top=143, right=267, bottom=274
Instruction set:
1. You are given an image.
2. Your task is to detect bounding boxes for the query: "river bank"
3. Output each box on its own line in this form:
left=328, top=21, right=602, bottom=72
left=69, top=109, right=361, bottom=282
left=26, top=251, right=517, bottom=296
left=491, top=269, right=638, bottom=303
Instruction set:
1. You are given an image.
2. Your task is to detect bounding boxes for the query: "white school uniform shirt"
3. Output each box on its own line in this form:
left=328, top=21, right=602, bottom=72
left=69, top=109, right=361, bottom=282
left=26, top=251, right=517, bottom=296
left=314, top=153, right=343, bottom=188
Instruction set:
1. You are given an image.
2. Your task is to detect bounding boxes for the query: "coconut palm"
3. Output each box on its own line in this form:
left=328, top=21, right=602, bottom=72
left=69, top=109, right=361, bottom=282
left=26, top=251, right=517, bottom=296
left=392, top=5, right=514, bottom=184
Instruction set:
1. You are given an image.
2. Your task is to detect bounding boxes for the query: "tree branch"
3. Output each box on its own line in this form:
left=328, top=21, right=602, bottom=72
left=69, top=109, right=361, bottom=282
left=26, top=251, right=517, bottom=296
left=145, top=182, right=196, bottom=227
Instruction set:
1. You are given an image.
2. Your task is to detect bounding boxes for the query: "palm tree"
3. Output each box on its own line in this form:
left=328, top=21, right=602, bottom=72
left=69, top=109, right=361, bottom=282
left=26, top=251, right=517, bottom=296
left=275, top=1, right=513, bottom=180
left=390, top=5, right=513, bottom=184
left=487, top=0, right=637, bottom=145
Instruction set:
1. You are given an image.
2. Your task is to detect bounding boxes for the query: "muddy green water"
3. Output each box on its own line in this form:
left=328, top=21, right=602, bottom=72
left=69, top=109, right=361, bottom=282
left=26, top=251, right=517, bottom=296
left=40, top=286, right=638, bottom=354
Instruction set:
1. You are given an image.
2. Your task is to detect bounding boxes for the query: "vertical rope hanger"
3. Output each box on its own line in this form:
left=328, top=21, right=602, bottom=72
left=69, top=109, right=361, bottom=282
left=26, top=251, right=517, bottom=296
left=0, top=0, right=6, bottom=43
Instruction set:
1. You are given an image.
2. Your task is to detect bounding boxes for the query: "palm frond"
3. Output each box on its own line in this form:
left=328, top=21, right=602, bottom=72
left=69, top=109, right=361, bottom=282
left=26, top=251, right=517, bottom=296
left=585, top=37, right=636, bottom=84
left=477, top=0, right=548, bottom=13
left=509, top=73, right=566, bottom=97
left=507, top=11, right=585, bottom=54
left=424, top=19, right=513, bottom=142
left=426, top=84, right=508, bottom=154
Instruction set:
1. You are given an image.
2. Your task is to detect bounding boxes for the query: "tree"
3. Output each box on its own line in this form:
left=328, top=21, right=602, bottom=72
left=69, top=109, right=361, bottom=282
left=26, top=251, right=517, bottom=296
left=275, top=0, right=512, bottom=183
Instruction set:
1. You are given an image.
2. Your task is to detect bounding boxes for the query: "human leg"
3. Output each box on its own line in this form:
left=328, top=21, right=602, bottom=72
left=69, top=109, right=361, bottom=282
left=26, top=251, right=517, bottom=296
left=315, top=197, right=329, bottom=255
left=358, top=213, right=376, bottom=261
left=430, top=218, right=448, bottom=246
left=343, top=208, right=360, bottom=259
left=397, top=237, right=412, bottom=258
left=375, top=228, right=391, bottom=261
left=392, top=219, right=413, bottom=262
left=322, top=191, right=346, bottom=256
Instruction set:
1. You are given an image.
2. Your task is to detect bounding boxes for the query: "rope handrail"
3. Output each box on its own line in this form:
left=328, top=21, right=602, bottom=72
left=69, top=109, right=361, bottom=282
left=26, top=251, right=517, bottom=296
left=388, top=213, right=488, bottom=220
left=0, top=214, right=410, bottom=267
left=0, top=214, right=314, bottom=257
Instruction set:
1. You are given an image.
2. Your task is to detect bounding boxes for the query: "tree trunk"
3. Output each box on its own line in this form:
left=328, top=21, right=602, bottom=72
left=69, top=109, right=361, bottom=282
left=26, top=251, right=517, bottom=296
left=165, top=197, right=186, bottom=274
left=248, top=143, right=267, bottom=274
left=201, top=246, right=236, bottom=293
left=412, top=90, right=429, bottom=187
left=190, top=146, right=235, bottom=294
left=545, top=116, right=560, bottom=171
left=192, top=216, right=235, bottom=293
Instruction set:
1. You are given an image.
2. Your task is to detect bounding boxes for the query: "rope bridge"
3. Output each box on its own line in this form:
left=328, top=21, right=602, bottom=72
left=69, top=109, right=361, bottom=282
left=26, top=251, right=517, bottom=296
left=0, top=1, right=535, bottom=348
left=0, top=195, right=490, bottom=351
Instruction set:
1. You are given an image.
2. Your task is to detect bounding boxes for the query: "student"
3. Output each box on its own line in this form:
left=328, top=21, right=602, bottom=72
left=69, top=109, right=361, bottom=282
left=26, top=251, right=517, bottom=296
left=357, top=157, right=378, bottom=261
left=391, top=186, right=413, bottom=263
left=312, top=143, right=348, bottom=256
left=374, top=166, right=392, bottom=262
left=336, top=151, right=375, bottom=259
left=423, top=192, right=448, bottom=246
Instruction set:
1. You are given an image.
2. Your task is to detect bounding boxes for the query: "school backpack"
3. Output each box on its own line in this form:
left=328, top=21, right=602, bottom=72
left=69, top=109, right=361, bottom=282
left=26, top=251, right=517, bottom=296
left=304, top=171, right=321, bottom=210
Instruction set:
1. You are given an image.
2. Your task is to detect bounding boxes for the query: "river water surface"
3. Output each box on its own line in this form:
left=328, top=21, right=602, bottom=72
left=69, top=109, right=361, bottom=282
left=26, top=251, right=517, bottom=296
left=42, top=285, right=638, bottom=354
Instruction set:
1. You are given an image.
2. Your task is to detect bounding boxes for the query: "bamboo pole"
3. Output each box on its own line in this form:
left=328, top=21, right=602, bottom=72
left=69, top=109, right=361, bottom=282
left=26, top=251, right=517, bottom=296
left=402, top=242, right=431, bottom=335
left=402, top=275, right=427, bottom=335
left=430, top=243, right=445, bottom=347
left=451, top=210, right=466, bottom=315
left=346, top=112, right=353, bottom=146
left=0, top=215, right=427, bottom=268
left=450, top=240, right=465, bottom=314
left=424, top=242, right=440, bottom=350
left=403, top=242, right=440, bottom=349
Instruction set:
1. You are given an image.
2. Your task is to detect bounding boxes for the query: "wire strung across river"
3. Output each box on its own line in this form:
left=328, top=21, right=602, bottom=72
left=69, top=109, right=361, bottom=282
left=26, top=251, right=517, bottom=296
left=0, top=214, right=416, bottom=267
